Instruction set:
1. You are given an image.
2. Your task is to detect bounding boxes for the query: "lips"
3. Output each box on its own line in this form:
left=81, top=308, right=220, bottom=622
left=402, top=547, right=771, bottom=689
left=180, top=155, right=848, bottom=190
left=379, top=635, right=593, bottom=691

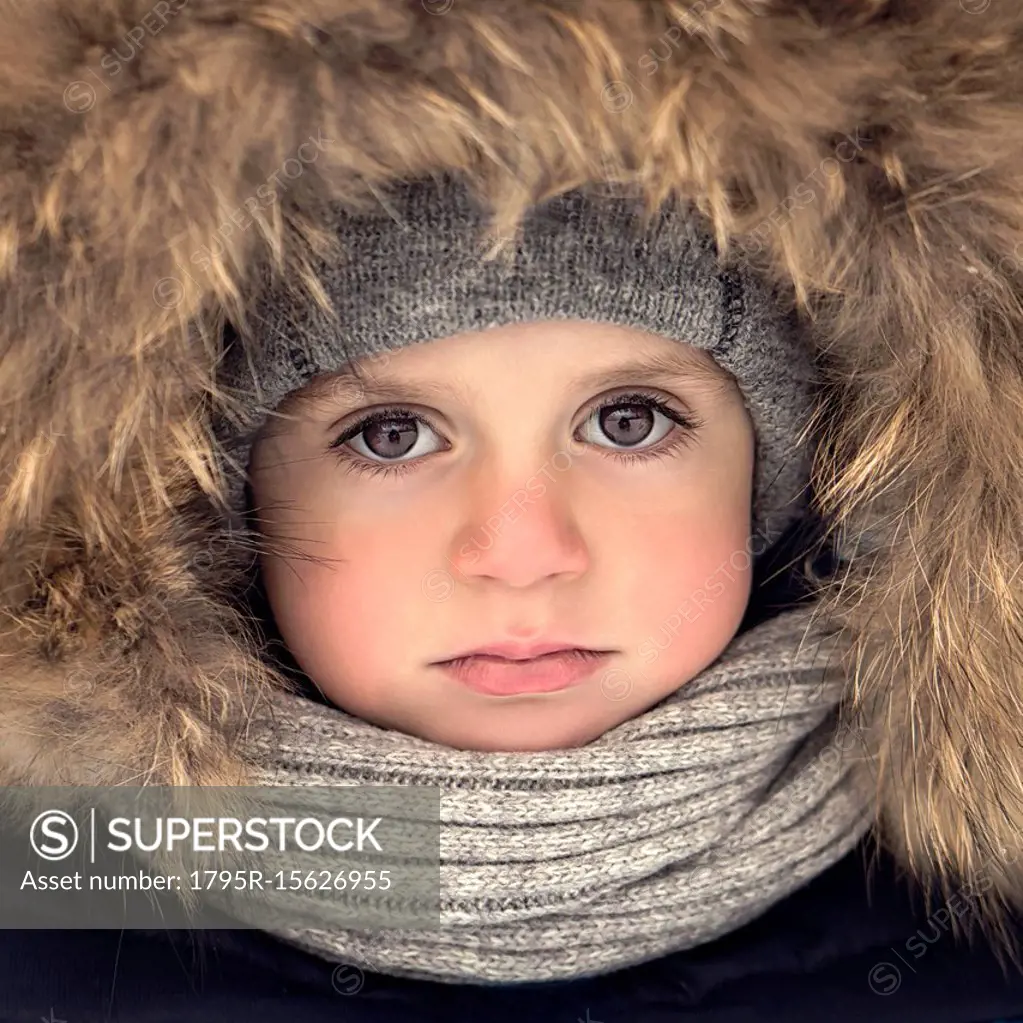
left=443, top=640, right=606, bottom=661
left=435, top=648, right=612, bottom=697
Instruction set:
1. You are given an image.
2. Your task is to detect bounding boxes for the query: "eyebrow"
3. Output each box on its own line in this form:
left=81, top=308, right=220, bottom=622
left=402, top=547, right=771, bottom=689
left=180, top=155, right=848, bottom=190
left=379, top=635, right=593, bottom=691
left=282, top=344, right=733, bottom=415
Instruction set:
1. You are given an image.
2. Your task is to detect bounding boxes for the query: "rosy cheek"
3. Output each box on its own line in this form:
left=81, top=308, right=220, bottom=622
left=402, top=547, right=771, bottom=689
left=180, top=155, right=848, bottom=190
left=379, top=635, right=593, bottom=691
left=637, top=516, right=751, bottom=659
left=266, top=521, right=430, bottom=683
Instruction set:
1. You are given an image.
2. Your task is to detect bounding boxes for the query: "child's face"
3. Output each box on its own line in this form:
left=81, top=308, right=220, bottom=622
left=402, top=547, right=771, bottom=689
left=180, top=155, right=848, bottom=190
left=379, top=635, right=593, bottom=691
left=250, top=321, right=755, bottom=751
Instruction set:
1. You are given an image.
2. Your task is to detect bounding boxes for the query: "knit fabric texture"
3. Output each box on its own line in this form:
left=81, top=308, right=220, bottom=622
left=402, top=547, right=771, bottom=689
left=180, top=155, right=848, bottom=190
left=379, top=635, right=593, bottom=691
left=203, top=606, right=873, bottom=984
left=215, top=178, right=819, bottom=552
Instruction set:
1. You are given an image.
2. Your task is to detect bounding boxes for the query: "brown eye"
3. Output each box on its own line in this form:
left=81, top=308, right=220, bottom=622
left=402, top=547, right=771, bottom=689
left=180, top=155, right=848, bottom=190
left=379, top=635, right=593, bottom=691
left=361, top=417, right=420, bottom=459
left=579, top=397, right=676, bottom=451
left=333, top=408, right=446, bottom=464
left=597, top=404, right=656, bottom=447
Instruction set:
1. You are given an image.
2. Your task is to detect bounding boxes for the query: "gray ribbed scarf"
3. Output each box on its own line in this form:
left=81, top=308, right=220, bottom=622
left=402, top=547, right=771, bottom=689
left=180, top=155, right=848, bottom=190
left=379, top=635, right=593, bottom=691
left=234, top=606, right=873, bottom=984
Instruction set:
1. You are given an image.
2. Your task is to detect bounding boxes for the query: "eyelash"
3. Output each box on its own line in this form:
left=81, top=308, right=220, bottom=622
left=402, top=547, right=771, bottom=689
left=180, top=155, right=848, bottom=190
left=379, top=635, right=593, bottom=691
left=327, top=390, right=704, bottom=479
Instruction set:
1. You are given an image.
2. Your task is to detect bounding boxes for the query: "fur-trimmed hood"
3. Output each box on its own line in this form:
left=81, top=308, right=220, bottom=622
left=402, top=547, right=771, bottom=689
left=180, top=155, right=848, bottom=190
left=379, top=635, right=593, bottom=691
left=3, top=0, right=1023, bottom=930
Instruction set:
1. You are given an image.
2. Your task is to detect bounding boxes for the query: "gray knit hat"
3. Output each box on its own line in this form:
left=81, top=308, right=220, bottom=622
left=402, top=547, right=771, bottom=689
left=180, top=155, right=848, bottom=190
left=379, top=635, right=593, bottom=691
left=216, top=177, right=817, bottom=552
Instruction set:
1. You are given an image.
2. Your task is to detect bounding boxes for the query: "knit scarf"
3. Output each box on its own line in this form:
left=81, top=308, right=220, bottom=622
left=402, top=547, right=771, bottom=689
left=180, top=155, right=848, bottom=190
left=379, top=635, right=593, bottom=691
left=229, top=606, right=874, bottom=984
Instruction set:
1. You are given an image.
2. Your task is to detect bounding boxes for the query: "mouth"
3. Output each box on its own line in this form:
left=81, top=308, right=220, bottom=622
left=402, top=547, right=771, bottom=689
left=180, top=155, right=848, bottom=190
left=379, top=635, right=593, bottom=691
left=433, top=648, right=613, bottom=697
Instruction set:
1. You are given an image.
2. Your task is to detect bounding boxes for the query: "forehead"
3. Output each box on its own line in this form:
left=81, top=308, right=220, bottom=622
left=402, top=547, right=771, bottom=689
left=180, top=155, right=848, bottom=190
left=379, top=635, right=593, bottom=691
left=279, top=338, right=735, bottom=415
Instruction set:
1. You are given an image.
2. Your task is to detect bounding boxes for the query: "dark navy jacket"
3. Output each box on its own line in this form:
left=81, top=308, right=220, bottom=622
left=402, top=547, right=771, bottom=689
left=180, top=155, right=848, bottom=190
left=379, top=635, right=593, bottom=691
left=4, top=842, right=1023, bottom=1023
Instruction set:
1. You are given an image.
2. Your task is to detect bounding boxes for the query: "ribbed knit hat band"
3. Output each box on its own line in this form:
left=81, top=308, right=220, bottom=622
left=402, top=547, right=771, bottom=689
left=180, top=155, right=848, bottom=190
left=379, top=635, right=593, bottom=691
left=216, top=178, right=817, bottom=552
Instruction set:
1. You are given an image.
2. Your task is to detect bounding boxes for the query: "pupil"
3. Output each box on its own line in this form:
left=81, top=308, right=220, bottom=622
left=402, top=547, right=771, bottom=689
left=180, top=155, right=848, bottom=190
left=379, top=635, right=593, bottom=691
left=599, top=404, right=653, bottom=447
left=365, top=418, right=417, bottom=458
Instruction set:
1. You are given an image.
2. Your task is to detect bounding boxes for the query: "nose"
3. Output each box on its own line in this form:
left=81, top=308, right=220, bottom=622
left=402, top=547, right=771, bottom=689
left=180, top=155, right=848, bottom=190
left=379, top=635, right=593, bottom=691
left=448, top=463, right=590, bottom=588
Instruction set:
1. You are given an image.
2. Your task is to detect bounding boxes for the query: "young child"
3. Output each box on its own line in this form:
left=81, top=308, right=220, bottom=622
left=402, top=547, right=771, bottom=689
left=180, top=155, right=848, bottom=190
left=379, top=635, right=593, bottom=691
left=206, top=178, right=872, bottom=983
left=219, top=177, right=822, bottom=753
left=5, top=1, right=1023, bottom=1016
